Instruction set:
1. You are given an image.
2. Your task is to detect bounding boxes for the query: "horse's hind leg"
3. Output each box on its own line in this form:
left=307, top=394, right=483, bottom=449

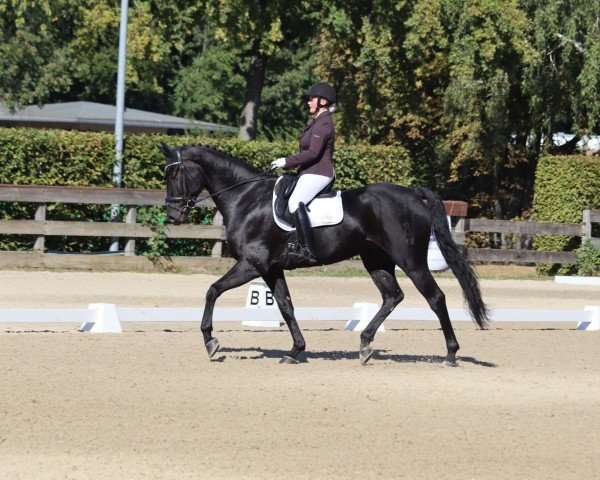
left=403, top=263, right=460, bottom=366
left=201, top=260, right=260, bottom=358
left=359, top=249, right=405, bottom=365
left=262, top=268, right=306, bottom=364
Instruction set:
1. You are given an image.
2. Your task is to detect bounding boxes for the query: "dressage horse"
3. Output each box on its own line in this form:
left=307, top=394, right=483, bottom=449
left=162, top=143, right=489, bottom=365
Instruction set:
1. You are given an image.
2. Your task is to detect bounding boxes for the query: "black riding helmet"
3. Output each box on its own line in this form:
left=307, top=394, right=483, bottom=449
left=303, top=82, right=337, bottom=108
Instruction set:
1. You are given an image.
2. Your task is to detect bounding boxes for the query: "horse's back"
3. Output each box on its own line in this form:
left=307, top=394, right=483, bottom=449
left=338, top=183, right=432, bottom=250
left=343, top=183, right=429, bottom=217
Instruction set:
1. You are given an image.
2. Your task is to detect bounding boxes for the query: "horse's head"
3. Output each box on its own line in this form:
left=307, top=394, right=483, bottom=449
left=160, top=143, right=204, bottom=225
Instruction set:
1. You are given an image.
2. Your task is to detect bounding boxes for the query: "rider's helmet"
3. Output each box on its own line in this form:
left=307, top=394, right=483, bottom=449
left=304, top=82, right=337, bottom=108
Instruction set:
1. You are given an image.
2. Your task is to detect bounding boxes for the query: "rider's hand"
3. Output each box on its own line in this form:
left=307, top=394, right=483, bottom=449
left=270, top=158, right=287, bottom=169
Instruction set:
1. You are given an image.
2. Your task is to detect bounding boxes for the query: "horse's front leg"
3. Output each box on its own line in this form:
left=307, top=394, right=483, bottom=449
left=202, top=260, right=260, bottom=358
left=263, top=268, right=306, bottom=364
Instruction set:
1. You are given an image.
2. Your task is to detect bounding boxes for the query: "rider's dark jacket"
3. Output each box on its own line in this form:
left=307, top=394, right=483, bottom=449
left=284, top=111, right=335, bottom=178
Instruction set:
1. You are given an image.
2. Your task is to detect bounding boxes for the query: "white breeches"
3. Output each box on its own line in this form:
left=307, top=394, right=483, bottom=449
left=288, top=174, right=334, bottom=213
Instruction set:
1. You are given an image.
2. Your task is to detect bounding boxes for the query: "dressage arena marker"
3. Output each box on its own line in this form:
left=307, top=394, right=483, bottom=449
left=578, top=306, right=600, bottom=331
left=555, top=276, right=600, bottom=286
left=345, top=303, right=385, bottom=332
left=0, top=305, right=598, bottom=331
left=80, top=303, right=122, bottom=333
left=242, top=281, right=282, bottom=328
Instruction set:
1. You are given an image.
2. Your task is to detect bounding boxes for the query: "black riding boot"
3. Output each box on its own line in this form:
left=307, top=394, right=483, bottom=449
left=288, top=202, right=318, bottom=264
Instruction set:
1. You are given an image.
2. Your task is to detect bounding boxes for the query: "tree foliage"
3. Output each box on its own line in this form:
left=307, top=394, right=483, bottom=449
left=1, top=0, right=599, bottom=219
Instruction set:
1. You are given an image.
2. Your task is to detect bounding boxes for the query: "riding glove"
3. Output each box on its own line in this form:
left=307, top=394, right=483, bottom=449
left=270, top=158, right=287, bottom=169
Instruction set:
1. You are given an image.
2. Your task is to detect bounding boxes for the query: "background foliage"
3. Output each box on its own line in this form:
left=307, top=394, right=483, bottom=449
left=2, top=0, right=600, bottom=220
left=533, top=155, right=600, bottom=274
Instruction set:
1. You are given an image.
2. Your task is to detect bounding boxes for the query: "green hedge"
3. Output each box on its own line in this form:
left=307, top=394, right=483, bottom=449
left=0, top=128, right=412, bottom=255
left=533, top=155, right=600, bottom=275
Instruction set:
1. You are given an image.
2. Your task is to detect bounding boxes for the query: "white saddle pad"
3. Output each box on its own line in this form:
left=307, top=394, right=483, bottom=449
left=272, top=177, right=344, bottom=232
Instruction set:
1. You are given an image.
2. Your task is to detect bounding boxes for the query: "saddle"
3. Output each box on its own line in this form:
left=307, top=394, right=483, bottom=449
left=272, top=174, right=343, bottom=231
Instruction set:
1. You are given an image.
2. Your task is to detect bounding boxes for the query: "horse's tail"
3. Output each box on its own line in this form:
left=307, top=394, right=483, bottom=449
left=415, top=187, right=490, bottom=329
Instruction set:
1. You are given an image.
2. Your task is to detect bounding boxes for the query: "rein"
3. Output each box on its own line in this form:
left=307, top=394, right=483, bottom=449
left=164, top=150, right=275, bottom=216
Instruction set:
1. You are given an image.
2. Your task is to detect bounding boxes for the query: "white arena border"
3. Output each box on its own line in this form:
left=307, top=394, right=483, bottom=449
left=0, top=304, right=598, bottom=331
left=555, top=275, right=600, bottom=286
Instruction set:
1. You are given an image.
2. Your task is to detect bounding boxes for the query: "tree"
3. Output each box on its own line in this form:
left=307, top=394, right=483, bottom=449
left=315, top=1, right=413, bottom=145
left=1, top=0, right=174, bottom=112
left=68, top=0, right=170, bottom=109
left=438, top=0, right=535, bottom=218
left=204, top=0, right=319, bottom=140
left=523, top=0, right=600, bottom=153
left=172, top=45, right=245, bottom=126
left=0, top=0, right=79, bottom=109
left=258, top=45, right=317, bottom=141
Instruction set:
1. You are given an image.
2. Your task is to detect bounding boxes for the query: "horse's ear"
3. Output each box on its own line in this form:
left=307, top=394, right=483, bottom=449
left=158, top=142, right=172, bottom=157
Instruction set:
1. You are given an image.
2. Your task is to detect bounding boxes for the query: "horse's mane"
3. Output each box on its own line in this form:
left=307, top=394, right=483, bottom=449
left=186, top=144, right=264, bottom=176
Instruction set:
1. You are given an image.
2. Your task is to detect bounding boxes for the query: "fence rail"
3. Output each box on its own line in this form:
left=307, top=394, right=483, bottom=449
left=0, top=184, right=598, bottom=267
left=0, top=184, right=224, bottom=256
left=463, top=218, right=584, bottom=236
left=454, top=209, right=600, bottom=265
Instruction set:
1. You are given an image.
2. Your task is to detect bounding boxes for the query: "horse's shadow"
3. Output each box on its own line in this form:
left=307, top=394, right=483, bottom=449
left=218, top=346, right=496, bottom=367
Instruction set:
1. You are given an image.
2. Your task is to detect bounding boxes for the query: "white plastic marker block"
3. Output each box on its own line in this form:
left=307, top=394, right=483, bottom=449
left=427, top=233, right=449, bottom=271
left=577, top=306, right=600, bottom=331
left=555, top=276, right=600, bottom=286
left=428, top=215, right=451, bottom=271
left=396, top=215, right=451, bottom=272
left=80, top=303, right=122, bottom=333
left=242, top=281, right=282, bottom=328
left=345, top=302, right=385, bottom=333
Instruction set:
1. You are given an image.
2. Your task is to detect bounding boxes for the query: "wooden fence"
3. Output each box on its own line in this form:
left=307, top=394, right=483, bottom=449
left=0, top=184, right=598, bottom=267
left=452, top=210, right=599, bottom=264
left=0, top=184, right=225, bottom=256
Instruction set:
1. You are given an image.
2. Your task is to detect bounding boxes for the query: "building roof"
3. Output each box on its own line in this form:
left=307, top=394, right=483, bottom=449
left=0, top=101, right=237, bottom=134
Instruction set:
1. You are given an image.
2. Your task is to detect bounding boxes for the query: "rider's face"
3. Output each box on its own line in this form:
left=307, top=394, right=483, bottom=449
left=308, top=96, right=319, bottom=115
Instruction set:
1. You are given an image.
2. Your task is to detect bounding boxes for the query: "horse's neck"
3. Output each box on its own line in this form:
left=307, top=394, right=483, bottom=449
left=192, top=153, right=259, bottom=214
left=195, top=155, right=255, bottom=193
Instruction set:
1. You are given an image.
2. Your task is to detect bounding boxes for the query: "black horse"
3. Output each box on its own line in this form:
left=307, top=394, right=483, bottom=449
left=162, top=144, right=489, bottom=365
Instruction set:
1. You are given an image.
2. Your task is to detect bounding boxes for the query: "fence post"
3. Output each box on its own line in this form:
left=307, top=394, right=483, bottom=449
left=211, top=210, right=224, bottom=257
left=582, top=209, right=592, bottom=244
left=124, top=205, right=136, bottom=256
left=33, top=203, right=46, bottom=252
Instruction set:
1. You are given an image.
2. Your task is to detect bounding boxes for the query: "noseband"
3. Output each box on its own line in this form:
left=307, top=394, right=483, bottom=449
left=164, top=150, right=276, bottom=217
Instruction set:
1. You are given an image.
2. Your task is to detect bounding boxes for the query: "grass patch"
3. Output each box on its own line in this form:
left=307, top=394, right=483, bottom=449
left=285, top=261, right=546, bottom=280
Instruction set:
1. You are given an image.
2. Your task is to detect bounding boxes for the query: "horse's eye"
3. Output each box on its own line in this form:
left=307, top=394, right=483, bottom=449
left=165, top=169, right=176, bottom=180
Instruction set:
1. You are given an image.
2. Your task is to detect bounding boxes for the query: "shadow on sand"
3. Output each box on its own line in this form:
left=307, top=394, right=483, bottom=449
left=217, top=346, right=496, bottom=367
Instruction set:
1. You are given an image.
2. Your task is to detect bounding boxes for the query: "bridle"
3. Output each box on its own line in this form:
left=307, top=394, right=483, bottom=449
left=164, top=150, right=204, bottom=217
left=164, top=150, right=275, bottom=217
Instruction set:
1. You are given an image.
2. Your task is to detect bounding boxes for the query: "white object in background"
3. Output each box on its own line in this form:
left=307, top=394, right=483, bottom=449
left=577, top=306, right=600, bottom=331
left=427, top=231, right=449, bottom=271
left=243, top=281, right=282, bottom=328
left=80, top=303, right=122, bottom=333
left=555, top=276, right=600, bottom=286
left=427, top=215, right=452, bottom=271
left=345, top=302, right=385, bottom=332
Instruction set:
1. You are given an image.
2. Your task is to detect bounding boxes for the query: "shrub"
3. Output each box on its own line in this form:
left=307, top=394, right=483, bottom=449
left=576, top=240, right=600, bottom=277
left=533, top=155, right=600, bottom=275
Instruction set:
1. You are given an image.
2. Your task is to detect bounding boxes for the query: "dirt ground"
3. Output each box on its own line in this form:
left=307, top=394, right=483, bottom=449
left=1, top=269, right=599, bottom=479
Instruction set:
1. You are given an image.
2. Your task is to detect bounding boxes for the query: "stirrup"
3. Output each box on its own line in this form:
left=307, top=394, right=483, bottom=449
left=287, top=244, right=318, bottom=264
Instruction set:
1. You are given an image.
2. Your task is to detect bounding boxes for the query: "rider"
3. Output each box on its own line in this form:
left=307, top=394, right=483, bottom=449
left=270, top=81, right=337, bottom=264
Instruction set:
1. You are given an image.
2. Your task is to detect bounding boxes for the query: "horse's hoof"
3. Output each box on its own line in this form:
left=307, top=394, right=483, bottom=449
left=360, top=347, right=374, bottom=365
left=442, top=359, right=457, bottom=368
left=280, top=355, right=299, bottom=364
left=205, top=338, right=220, bottom=358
